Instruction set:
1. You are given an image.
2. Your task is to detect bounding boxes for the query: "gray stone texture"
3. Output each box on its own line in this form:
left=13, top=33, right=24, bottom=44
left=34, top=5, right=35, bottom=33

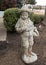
left=0, top=17, right=7, bottom=41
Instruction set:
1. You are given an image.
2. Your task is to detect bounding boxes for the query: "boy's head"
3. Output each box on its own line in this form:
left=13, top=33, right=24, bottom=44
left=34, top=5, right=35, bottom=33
left=20, top=11, right=29, bottom=20
left=20, top=5, right=32, bottom=20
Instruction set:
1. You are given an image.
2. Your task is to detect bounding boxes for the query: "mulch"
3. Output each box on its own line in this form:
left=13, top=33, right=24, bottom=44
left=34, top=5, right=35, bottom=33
left=0, top=24, right=46, bottom=65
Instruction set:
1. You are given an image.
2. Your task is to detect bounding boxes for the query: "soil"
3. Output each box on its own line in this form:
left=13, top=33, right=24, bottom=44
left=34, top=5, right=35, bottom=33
left=0, top=24, right=46, bottom=65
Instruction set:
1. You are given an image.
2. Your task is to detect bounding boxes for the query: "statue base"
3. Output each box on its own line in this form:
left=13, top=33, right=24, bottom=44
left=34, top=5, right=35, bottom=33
left=22, top=52, right=37, bottom=64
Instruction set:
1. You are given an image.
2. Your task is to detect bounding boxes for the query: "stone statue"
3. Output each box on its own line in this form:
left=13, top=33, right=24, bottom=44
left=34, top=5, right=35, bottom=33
left=15, top=6, right=39, bottom=64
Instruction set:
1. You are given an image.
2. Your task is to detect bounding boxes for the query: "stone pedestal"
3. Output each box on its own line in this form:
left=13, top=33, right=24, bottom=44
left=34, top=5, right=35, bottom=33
left=22, top=52, right=37, bottom=64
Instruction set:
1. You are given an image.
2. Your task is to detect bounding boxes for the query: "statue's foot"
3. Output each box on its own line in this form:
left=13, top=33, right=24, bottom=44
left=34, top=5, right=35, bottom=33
left=22, top=52, right=38, bottom=64
left=28, top=52, right=35, bottom=57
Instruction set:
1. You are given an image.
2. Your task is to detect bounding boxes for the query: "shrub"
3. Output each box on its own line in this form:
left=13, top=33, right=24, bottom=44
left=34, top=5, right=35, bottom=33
left=3, top=8, right=20, bottom=32
left=4, top=8, right=44, bottom=32
left=29, top=12, right=44, bottom=24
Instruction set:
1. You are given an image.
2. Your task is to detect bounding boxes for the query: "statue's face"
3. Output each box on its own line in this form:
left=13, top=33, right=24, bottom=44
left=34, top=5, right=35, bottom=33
left=21, top=11, right=29, bottom=20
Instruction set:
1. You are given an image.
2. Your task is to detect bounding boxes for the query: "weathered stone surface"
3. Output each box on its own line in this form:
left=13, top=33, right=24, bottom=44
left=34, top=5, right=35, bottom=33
left=15, top=6, right=39, bottom=63
left=0, top=17, right=7, bottom=41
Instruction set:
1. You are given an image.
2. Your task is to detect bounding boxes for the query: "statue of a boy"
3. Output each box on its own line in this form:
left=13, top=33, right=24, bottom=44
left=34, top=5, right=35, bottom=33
left=15, top=6, right=39, bottom=63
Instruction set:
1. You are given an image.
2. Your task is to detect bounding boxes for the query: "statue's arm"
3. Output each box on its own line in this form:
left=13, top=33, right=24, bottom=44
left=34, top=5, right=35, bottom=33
left=28, top=18, right=39, bottom=36
left=15, top=19, right=26, bottom=33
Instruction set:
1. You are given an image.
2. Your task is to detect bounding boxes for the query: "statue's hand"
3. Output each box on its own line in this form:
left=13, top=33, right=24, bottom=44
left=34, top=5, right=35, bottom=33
left=33, top=27, right=39, bottom=36
left=34, top=29, right=39, bottom=36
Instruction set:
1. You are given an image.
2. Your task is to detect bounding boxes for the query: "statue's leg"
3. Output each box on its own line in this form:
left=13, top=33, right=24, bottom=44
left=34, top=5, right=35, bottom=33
left=28, top=36, right=34, bottom=56
left=22, top=36, right=37, bottom=63
left=22, top=36, right=29, bottom=56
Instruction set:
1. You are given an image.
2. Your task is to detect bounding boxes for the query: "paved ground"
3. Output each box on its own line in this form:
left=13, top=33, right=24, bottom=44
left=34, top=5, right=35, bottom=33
left=0, top=18, right=6, bottom=41
left=0, top=23, right=46, bottom=65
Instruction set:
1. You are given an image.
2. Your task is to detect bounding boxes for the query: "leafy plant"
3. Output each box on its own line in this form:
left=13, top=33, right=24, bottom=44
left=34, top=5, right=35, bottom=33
left=29, top=12, right=44, bottom=24
left=3, top=8, right=20, bottom=32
